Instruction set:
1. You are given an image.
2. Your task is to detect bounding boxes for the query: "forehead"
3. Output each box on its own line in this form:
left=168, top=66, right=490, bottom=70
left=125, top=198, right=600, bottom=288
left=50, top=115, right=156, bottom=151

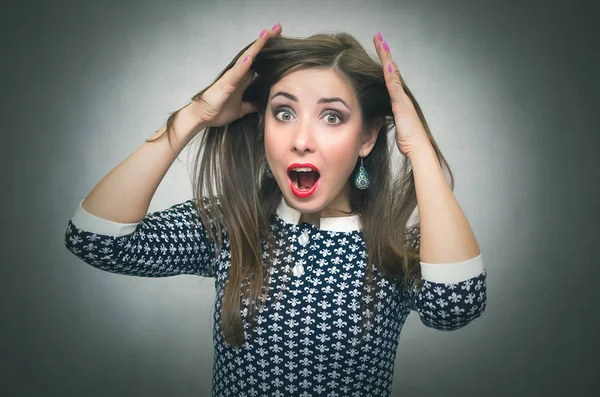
left=269, top=68, right=357, bottom=105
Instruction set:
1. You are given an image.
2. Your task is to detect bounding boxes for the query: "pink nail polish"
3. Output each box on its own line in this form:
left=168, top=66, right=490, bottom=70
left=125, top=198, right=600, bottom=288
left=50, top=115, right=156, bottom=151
left=387, top=63, right=392, bottom=73
left=272, top=23, right=279, bottom=30
left=260, top=29, right=267, bottom=38
left=244, top=55, right=249, bottom=63
left=383, top=41, right=390, bottom=52
left=376, top=32, right=383, bottom=42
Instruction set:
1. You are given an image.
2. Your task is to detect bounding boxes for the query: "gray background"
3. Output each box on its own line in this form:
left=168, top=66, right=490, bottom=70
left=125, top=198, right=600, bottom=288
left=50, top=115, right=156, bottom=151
left=3, top=0, right=598, bottom=396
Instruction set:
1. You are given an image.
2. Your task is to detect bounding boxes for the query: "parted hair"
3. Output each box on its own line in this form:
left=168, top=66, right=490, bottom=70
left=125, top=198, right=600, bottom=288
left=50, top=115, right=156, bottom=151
left=148, top=32, right=455, bottom=348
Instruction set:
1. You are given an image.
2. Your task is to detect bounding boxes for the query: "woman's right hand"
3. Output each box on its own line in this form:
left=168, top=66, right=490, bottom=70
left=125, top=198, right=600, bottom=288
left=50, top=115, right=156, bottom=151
left=191, top=23, right=282, bottom=128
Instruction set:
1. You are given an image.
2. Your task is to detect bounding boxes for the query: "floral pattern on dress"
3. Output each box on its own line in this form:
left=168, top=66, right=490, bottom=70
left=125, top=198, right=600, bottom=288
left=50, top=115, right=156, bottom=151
left=65, top=198, right=487, bottom=397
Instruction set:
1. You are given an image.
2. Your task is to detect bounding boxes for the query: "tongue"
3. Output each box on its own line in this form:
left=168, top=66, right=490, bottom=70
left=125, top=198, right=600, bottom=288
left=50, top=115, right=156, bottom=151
left=298, top=171, right=319, bottom=189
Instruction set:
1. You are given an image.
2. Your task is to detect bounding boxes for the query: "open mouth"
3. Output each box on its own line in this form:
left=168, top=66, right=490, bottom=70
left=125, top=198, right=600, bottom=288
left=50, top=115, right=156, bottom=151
left=288, top=168, right=321, bottom=191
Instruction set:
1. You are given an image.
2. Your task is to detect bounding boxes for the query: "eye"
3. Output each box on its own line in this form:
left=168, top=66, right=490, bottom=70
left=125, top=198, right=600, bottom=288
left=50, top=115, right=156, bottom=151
left=274, top=107, right=294, bottom=122
left=272, top=107, right=344, bottom=125
left=323, top=111, right=344, bottom=125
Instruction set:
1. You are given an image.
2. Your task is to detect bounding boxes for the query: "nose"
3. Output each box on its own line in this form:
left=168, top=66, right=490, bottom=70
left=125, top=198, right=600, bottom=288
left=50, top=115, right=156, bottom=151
left=292, top=118, right=316, bottom=154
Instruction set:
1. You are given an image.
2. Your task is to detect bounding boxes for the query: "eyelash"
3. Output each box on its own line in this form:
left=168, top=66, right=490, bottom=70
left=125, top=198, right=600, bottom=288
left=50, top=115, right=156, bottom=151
left=273, top=107, right=344, bottom=125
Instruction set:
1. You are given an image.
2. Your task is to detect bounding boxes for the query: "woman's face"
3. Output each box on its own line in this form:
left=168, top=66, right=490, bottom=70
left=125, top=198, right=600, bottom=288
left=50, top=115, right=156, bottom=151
left=264, top=67, right=378, bottom=217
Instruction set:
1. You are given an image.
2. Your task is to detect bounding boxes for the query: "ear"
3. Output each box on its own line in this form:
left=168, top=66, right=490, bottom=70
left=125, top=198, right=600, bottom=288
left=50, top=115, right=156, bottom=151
left=360, top=117, right=384, bottom=156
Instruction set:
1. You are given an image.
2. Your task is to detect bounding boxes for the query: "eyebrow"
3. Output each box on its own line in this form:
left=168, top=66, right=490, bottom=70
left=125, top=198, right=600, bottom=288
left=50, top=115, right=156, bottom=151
left=269, top=91, right=351, bottom=111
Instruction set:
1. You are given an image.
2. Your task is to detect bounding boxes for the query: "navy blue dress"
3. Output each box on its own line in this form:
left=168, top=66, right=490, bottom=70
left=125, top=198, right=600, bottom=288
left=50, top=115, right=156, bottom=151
left=65, top=197, right=487, bottom=397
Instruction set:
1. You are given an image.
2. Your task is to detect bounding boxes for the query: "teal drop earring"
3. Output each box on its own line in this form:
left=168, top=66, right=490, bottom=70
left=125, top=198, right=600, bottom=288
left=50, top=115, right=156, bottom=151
left=265, top=164, right=274, bottom=178
left=353, top=156, right=370, bottom=190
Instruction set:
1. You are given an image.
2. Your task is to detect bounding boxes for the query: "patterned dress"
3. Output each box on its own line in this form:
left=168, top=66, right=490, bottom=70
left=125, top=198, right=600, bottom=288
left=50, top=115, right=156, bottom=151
left=64, top=197, right=487, bottom=397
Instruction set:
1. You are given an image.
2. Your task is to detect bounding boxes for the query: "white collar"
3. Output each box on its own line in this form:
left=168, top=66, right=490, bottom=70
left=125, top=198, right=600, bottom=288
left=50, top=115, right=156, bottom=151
left=275, top=197, right=362, bottom=232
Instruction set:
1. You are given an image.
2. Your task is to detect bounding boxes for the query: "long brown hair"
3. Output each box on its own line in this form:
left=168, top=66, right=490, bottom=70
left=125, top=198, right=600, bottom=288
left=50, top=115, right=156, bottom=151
left=147, top=32, right=454, bottom=348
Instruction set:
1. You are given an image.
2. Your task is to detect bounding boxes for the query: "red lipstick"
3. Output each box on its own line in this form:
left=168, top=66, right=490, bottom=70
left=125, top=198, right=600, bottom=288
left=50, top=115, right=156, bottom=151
left=287, top=163, right=320, bottom=174
left=287, top=163, right=320, bottom=198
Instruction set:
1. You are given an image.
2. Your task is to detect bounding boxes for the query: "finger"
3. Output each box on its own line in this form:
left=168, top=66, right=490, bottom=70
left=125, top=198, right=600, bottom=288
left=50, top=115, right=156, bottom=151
left=372, top=33, right=407, bottom=109
left=243, top=23, right=283, bottom=66
left=222, top=23, right=283, bottom=89
left=239, top=68, right=255, bottom=89
left=240, top=100, right=259, bottom=117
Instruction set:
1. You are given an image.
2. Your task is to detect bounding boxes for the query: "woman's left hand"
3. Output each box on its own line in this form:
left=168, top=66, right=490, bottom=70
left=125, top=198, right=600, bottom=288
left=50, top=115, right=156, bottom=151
left=373, top=32, right=432, bottom=158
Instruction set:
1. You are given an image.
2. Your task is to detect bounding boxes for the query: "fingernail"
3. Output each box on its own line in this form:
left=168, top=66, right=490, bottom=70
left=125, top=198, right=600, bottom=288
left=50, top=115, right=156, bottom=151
left=383, top=41, right=390, bottom=52
left=376, top=32, right=383, bottom=42
left=260, top=29, right=267, bottom=38
left=272, top=22, right=279, bottom=30
left=387, top=63, right=392, bottom=73
left=244, top=55, right=249, bottom=63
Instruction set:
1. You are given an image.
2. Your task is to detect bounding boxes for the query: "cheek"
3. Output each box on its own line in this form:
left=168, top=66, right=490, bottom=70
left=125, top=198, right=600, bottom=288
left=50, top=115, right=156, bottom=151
left=264, top=135, right=275, bottom=156
left=329, top=133, right=360, bottom=156
left=263, top=123, right=278, bottom=156
left=263, top=125, right=288, bottom=169
left=325, top=140, right=360, bottom=177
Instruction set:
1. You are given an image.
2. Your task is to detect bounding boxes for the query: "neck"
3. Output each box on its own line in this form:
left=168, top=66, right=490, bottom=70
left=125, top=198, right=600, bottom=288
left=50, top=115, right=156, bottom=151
left=299, top=213, right=320, bottom=229
left=294, top=182, right=355, bottom=228
left=299, top=207, right=355, bottom=229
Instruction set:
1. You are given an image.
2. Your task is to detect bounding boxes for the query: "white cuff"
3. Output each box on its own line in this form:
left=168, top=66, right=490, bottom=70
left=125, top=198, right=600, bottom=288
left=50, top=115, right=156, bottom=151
left=70, top=199, right=140, bottom=237
left=420, top=253, right=485, bottom=284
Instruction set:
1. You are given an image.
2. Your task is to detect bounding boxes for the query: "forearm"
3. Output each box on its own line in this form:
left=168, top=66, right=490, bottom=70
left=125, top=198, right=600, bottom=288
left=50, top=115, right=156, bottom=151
left=82, top=102, right=206, bottom=224
left=408, top=144, right=480, bottom=264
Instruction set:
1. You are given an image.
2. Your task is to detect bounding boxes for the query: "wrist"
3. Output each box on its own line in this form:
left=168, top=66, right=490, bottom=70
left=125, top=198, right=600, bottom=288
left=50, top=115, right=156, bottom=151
left=179, top=101, right=209, bottom=134
left=406, top=141, right=436, bottom=165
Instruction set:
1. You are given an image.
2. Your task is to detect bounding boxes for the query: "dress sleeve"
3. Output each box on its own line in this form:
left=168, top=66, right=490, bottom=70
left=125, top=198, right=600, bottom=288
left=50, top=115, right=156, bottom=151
left=403, top=225, right=487, bottom=330
left=64, top=198, right=219, bottom=278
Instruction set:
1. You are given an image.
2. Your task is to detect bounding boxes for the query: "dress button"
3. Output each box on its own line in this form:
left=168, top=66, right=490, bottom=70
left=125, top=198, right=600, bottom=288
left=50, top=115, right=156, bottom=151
left=298, top=231, right=309, bottom=246
left=292, top=263, right=304, bottom=277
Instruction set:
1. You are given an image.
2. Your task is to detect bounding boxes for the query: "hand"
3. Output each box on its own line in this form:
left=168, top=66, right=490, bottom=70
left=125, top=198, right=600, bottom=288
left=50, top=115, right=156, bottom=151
left=372, top=32, right=432, bottom=158
left=192, top=23, right=283, bottom=127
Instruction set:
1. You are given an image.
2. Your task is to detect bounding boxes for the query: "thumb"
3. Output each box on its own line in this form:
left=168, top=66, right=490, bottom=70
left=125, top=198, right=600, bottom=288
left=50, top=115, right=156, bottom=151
left=240, top=101, right=259, bottom=117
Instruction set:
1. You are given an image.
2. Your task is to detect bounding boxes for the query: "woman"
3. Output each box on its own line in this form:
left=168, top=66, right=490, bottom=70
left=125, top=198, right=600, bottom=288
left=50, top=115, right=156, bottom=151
left=65, top=23, right=486, bottom=397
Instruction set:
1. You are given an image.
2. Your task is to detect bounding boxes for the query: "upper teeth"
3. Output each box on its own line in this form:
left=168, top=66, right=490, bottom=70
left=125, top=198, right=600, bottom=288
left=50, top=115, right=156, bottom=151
left=293, top=167, right=314, bottom=172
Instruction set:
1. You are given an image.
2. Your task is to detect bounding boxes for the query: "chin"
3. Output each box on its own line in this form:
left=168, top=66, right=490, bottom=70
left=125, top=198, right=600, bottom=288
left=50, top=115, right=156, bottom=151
left=286, top=193, right=326, bottom=211
left=282, top=183, right=327, bottom=213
